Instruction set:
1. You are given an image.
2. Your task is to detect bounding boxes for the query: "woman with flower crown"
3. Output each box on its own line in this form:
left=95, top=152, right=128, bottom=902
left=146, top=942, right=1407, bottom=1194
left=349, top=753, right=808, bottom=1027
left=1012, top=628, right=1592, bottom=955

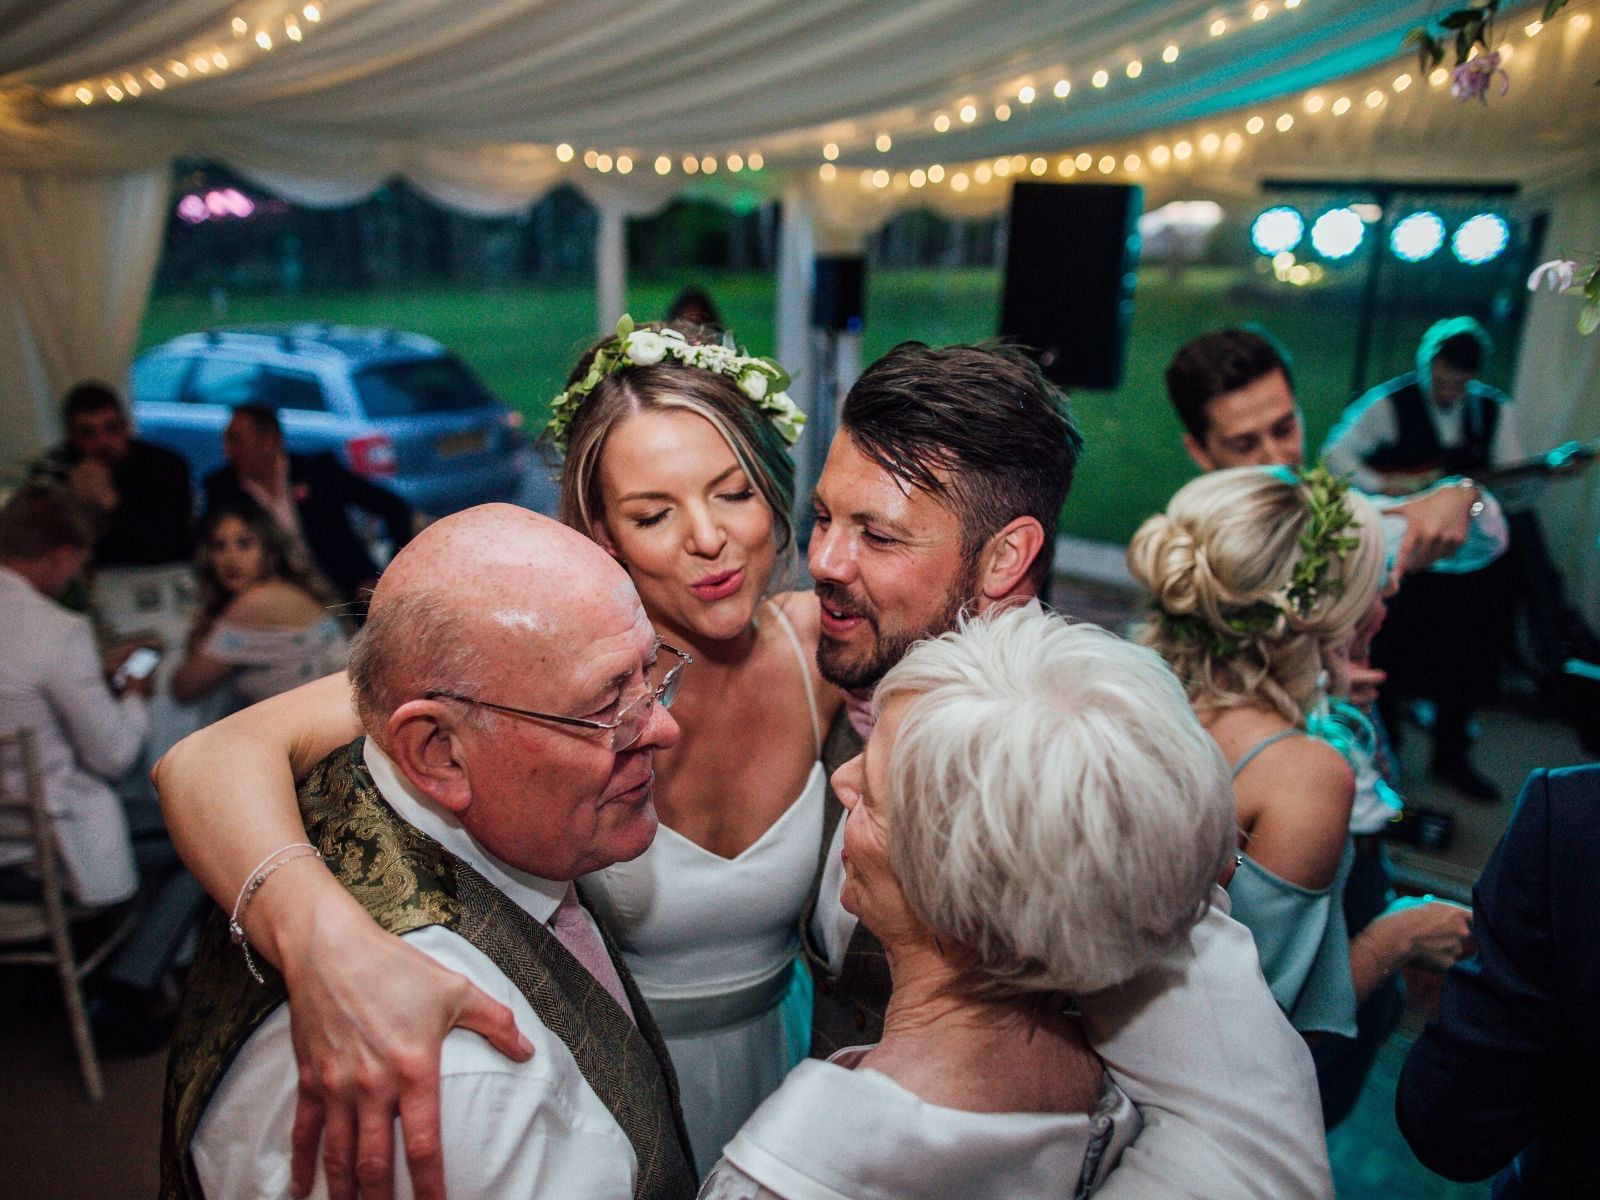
left=155, top=317, right=843, bottom=1174
left=1127, top=465, right=1472, bottom=1044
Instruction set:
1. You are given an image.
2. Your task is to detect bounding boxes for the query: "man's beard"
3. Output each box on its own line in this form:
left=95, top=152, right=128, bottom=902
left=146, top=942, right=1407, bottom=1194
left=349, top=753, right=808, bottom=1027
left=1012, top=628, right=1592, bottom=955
left=814, top=567, right=978, bottom=692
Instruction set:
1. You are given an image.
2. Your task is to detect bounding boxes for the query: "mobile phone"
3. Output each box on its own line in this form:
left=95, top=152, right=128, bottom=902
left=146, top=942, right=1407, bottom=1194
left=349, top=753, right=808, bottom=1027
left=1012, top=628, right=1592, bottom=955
left=113, top=647, right=162, bottom=688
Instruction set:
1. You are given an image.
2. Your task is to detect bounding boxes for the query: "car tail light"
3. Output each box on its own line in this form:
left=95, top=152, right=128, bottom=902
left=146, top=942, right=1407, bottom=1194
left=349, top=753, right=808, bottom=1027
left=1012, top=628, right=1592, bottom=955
left=346, top=433, right=396, bottom=477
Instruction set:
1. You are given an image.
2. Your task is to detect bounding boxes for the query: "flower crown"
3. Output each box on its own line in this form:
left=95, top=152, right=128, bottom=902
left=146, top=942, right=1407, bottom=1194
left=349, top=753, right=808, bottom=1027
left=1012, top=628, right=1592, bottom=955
left=1159, top=464, right=1361, bottom=659
left=544, top=315, right=805, bottom=454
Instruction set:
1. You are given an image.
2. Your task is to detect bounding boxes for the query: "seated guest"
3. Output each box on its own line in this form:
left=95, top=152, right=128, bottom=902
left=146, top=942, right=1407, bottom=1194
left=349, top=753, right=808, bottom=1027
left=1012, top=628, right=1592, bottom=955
left=0, top=486, right=146, bottom=907
left=31, top=382, right=202, bottom=762
left=203, top=403, right=415, bottom=606
left=161, top=506, right=696, bottom=1199
left=170, top=499, right=349, bottom=709
left=1397, top=764, right=1600, bottom=1197
left=702, top=609, right=1323, bottom=1199
left=29, top=380, right=194, bottom=570
left=1129, top=467, right=1472, bottom=1042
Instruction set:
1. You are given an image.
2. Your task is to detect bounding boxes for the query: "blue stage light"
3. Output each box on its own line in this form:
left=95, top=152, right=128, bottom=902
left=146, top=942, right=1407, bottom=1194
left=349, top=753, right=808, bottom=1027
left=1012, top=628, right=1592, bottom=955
left=1452, top=213, right=1510, bottom=264
left=1251, top=206, right=1305, bottom=255
left=1390, top=211, right=1446, bottom=261
left=1310, top=207, right=1365, bottom=259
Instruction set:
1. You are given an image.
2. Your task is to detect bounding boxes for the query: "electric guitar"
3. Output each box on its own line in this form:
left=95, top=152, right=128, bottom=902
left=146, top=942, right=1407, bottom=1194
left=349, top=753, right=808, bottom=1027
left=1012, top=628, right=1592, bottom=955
left=1371, top=436, right=1600, bottom=496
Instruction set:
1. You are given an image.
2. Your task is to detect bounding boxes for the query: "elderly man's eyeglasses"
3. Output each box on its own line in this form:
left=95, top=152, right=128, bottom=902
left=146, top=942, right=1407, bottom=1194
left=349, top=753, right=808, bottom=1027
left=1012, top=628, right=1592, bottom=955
left=425, top=643, right=692, bottom=752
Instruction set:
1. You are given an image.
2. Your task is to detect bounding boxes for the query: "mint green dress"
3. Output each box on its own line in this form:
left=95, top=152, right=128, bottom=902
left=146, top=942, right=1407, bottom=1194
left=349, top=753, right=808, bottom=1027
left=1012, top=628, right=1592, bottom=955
left=1226, top=729, right=1359, bottom=1038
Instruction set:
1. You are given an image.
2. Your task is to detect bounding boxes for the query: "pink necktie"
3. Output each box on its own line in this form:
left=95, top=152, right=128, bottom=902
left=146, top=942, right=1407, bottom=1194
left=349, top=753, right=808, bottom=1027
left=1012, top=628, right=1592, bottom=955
left=549, top=882, right=635, bottom=1024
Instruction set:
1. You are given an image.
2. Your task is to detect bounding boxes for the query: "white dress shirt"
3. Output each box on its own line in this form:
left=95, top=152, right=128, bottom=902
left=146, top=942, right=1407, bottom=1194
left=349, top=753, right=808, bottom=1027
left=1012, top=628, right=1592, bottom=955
left=0, top=565, right=144, bottom=906
left=192, top=741, right=640, bottom=1199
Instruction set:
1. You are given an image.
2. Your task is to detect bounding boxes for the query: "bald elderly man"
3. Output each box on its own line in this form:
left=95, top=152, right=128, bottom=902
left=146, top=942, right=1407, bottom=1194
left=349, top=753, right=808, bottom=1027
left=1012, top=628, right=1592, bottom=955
left=159, top=506, right=697, bottom=1200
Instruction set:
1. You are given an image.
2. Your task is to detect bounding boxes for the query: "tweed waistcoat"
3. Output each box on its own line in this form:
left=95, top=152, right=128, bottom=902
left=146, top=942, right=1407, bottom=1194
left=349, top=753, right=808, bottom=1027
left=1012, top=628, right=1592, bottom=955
left=800, top=710, right=893, bottom=1058
left=159, top=738, right=696, bottom=1200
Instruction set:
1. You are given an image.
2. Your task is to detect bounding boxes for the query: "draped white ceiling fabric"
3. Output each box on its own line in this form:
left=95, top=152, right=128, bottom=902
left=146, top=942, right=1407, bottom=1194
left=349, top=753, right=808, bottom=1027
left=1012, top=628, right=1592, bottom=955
left=1, top=0, right=1596, bottom=608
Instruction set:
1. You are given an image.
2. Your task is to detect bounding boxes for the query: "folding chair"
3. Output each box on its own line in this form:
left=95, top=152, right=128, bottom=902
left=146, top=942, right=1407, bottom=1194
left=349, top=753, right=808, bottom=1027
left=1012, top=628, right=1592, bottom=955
left=0, top=728, right=138, bottom=1100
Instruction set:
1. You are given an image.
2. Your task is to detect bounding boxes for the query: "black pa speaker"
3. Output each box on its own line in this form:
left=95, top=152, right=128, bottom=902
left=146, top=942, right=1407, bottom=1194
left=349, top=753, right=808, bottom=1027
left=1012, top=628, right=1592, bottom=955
left=1000, top=182, right=1142, bottom=391
left=813, top=256, right=866, bottom=332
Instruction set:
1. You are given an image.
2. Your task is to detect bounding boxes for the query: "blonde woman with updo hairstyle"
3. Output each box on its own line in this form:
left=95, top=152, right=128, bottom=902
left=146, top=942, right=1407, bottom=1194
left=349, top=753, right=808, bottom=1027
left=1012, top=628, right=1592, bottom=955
left=1130, top=466, right=1472, bottom=1041
left=155, top=319, right=844, bottom=1174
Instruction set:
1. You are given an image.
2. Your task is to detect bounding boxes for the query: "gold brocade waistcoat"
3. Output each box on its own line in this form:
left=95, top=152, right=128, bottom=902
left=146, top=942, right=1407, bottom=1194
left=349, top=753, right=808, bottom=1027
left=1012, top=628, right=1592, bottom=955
left=159, top=738, right=696, bottom=1200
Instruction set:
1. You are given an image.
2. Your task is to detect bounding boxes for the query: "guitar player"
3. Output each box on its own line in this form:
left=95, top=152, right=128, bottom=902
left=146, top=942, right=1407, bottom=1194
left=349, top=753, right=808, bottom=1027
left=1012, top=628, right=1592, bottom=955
left=1324, top=317, right=1559, bottom=803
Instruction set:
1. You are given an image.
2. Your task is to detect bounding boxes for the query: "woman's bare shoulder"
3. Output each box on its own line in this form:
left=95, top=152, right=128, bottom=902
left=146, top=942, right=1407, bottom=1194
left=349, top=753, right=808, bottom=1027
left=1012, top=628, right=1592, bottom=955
left=223, top=581, right=328, bottom=627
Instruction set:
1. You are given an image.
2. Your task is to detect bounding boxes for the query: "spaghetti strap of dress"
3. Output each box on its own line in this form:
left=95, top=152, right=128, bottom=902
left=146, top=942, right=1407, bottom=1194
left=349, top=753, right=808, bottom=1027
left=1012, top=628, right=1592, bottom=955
left=765, top=598, right=823, bottom=757
left=1230, top=727, right=1308, bottom=780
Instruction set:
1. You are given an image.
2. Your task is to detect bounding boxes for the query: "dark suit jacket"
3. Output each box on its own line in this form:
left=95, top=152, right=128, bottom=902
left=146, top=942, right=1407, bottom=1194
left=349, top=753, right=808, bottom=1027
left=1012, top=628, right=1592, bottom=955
left=1396, top=765, right=1600, bottom=1198
left=203, top=452, right=413, bottom=602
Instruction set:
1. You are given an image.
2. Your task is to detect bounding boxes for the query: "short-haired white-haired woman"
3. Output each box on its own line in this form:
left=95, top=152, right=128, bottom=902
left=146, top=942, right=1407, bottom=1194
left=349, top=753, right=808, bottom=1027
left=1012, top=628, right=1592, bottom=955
left=698, top=608, right=1239, bottom=1199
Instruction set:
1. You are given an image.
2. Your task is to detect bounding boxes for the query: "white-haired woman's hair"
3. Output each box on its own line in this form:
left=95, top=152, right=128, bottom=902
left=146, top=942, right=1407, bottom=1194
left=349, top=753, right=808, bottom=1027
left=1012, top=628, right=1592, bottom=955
left=1127, top=466, right=1385, bottom=724
left=873, top=607, right=1237, bottom=1000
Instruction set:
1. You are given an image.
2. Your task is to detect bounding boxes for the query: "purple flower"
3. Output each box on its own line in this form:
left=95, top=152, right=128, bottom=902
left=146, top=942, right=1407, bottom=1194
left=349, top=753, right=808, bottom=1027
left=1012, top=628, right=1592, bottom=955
left=1451, top=51, right=1509, bottom=103
left=1527, top=259, right=1580, bottom=293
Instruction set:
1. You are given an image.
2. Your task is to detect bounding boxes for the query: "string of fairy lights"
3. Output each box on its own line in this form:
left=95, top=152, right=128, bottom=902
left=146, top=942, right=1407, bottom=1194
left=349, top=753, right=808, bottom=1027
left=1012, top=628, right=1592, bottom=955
left=35, top=0, right=1589, bottom=198
left=48, top=3, right=327, bottom=107
left=816, top=0, right=1592, bottom=200
left=545, top=0, right=1324, bottom=179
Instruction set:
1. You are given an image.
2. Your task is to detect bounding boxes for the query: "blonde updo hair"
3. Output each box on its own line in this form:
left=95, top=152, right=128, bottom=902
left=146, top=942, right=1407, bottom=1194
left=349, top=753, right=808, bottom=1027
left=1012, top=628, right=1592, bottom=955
left=874, top=608, right=1237, bottom=1001
left=1127, top=466, right=1383, bottom=723
left=553, top=322, right=796, bottom=557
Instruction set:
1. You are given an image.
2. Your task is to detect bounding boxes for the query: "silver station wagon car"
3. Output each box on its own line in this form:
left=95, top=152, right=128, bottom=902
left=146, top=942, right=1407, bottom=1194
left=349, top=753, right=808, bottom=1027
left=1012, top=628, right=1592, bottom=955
left=130, top=325, right=529, bottom=515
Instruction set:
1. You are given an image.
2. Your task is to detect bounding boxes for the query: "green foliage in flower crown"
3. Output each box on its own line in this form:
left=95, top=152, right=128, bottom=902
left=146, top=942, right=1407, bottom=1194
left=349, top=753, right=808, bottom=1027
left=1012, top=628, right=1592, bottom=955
left=1156, top=464, right=1360, bottom=660
left=543, top=314, right=805, bottom=454
left=1283, top=465, right=1360, bottom=618
left=1158, top=602, right=1281, bottom=660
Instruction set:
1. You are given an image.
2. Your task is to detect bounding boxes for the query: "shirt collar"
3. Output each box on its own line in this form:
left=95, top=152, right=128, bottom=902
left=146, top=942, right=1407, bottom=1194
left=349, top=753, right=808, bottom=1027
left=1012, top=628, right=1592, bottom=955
left=362, top=739, right=567, bottom=924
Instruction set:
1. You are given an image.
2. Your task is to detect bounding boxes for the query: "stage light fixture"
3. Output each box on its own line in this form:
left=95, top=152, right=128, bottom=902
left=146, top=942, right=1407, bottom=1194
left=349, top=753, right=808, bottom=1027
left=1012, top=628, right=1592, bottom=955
left=1390, top=212, right=1445, bottom=261
left=1310, top=207, right=1365, bottom=259
left=1452, top=213, right=1510, bottom=264
left=1251, top=206, right=1305, bottom=255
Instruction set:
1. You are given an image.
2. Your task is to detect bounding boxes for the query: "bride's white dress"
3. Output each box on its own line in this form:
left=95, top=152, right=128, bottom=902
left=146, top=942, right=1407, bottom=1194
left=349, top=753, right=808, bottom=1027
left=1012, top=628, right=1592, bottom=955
left=580, top=603, right=825, bottom=1173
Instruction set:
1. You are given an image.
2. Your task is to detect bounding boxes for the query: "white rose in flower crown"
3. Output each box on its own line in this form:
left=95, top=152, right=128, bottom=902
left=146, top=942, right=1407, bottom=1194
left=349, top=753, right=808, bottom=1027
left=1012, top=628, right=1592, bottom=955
left=625, top=330, right=668, bottom=365
left=764, top=391, right=805, bottom=445
left=739, top=368, right=770, bottom=400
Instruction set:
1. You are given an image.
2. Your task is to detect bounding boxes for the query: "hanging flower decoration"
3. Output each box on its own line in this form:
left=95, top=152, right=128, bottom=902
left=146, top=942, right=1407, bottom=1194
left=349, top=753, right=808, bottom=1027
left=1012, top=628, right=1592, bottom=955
left=1450, top=50, right=1508, bottom=103
left=1403, top=0, right=1571, bottom=103
left=1528, top=256, right=1600, bottom=335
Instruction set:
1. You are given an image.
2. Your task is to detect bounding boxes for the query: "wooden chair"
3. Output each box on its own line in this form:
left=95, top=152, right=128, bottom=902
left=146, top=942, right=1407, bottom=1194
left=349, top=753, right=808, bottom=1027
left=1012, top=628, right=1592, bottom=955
left=0, top=729, right=138, bottom=1101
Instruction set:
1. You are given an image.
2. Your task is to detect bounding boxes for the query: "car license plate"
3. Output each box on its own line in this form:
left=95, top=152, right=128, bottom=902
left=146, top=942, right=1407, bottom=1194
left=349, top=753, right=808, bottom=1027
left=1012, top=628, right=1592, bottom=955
left=436, top=430, right=488, bottom=458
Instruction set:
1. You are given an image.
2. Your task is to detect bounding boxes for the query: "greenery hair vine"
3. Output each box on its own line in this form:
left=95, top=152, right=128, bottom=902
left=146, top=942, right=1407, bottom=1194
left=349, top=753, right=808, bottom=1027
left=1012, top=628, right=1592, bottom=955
left=1157, top=463, right=1360, bottom=659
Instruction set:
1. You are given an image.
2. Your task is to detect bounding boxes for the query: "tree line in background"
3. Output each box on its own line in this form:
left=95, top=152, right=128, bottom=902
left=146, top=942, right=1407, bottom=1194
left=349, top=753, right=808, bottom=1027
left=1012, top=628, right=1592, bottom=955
left=156, top=159, right=1010, bottom=296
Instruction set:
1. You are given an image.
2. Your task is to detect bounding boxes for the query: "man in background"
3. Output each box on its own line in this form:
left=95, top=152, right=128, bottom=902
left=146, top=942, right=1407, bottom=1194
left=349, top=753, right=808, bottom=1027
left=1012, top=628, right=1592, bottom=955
left=203, top=403, right=415, bottom=607
left=31, top=381, right=194, bottom=571
left=1322, top=318, right=1535, bottom=802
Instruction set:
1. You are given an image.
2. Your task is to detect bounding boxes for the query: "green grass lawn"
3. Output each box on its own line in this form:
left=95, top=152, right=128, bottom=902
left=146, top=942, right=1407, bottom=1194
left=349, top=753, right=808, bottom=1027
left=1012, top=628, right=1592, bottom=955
left=139, top=267, right=1451, bottom=544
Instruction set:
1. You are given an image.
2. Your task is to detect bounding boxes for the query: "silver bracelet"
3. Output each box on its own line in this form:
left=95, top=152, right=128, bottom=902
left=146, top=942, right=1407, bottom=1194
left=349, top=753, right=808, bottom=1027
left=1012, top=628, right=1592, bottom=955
left=229, top=842, right=323, bottom=985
